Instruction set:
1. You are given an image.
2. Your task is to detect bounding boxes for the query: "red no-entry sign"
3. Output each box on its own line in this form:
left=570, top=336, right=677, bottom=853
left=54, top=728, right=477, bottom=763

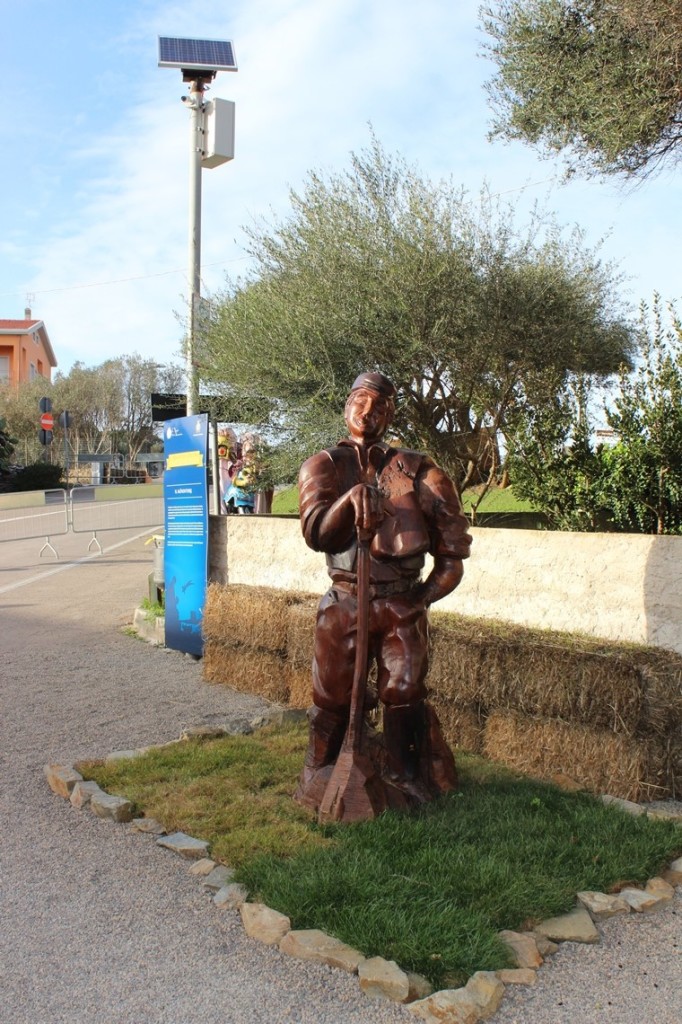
left=40, top=412, right=54, bottom=430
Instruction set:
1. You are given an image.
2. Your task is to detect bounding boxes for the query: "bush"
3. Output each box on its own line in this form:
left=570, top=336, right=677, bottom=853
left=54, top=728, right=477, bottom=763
left=8, top=462, right=64, bottom=492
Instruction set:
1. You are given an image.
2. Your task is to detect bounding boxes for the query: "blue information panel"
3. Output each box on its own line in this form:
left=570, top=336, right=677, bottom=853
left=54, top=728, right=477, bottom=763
left=163, top=415, right=209, bottom=656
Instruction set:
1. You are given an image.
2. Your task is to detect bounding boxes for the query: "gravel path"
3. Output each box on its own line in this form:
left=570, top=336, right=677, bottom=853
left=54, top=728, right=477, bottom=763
left=1, top=535, right=680, bottom=1024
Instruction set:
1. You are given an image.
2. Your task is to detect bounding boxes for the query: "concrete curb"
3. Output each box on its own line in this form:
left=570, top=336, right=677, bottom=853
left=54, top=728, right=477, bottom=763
left=132, top=607, right=165, bottom=645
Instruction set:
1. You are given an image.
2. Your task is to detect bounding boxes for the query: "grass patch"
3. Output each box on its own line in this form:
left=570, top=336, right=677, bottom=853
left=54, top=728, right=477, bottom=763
left=460, top=485, right=537, bottom=514
left=94, top=483, right=163, bottom=501
left=271, top=486, right=300, bottom=514
left=140, top=596, right=164, bottom=621
left=82, top=725, right=330, bottom=865
left=80, top=723, right=681, bottom=989
left=271, top=485, right=536, bottom=517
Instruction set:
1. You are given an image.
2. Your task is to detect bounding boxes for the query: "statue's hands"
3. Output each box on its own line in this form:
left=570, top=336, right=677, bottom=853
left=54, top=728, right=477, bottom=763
left=347, top=483, right=384, bottom=536
left=414, top=557, right=464, bottom=609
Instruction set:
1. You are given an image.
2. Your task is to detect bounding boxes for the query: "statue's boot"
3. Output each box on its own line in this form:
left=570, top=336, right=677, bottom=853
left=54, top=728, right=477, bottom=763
left=421, top=703, right=458, bottom=795
left=383, top=701, right=458, bottom=801
left=294, top=705, right=348, bottom=810
left=382, top=702, right=432, bottom=803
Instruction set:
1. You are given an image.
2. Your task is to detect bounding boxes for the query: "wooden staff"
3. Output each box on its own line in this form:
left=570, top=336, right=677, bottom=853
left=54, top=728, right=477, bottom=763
left=318, top=525, right=382, bottom=823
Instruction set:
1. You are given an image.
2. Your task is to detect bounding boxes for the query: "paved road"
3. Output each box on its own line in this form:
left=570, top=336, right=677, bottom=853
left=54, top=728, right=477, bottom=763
left=0, top=533, right=410, bottom=1024
left=0, top=532, right=679, bottom=1024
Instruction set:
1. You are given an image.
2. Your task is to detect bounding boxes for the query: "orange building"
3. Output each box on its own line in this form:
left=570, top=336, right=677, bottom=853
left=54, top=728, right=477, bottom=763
left=0, top=308, right=57, bottom=386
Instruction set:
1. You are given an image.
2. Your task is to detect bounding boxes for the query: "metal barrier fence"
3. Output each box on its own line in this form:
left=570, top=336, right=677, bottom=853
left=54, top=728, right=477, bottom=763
left=70, top=485, right=164, bottom=534
left=0, top=484, right=163, bottom=557
left=0, top=490, right=69, bottom=543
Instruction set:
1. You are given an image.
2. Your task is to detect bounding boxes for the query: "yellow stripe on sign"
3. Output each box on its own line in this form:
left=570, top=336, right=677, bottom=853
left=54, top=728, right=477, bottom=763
left=167, top=451, right=204, bottom=470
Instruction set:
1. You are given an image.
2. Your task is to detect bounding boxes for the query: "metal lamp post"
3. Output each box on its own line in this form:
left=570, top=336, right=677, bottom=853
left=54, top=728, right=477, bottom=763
left=158, top=37, right=237, bottom=416
left=185, top=75, right=207, bottom=416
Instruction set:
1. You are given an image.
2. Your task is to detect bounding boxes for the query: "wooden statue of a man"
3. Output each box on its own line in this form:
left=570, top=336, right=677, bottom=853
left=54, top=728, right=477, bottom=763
left=296, top=371, right=472, bottom=817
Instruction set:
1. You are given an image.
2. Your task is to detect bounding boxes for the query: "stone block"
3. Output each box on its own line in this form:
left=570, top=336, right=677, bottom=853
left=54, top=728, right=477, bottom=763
left=532, top=932, right=559, bottom=956
left=278, top=929, right=365, bottom=973
left=133, top=607, right=165, bottom=645
left=665, top=856, right=682, bottom=885
left=188, top=858, right=216, bottom=876
left=202, top=865, right=235, bottom=892
left=577, top=891, right=630, bottom=919
left=358, top=957, right=410, bottom=1002
left=498, top=930, right=542, bottom=969
left=645, top=803, right=682, bottom=823
left=619, top=886, right=671, bottom=913
left=69, top=781, right=103, bottom=809
left=90, top=792, right=134, bottom=822
left=45, top=764, right=83, bottom=798
left=105, top=750, right=139, bottom=762
left=131, top=817, right=167, bottom=835
left=216, top=718, right=254, bottom=736
left=406, top=973, right=433, bottom=1002
left=156, top=832, right=210, bottom=859
left=535, top=906, right=599, bottom=944
left=249, top=715, right=269, bottom=731
left=496, top=968, right=537, bottom=986
left=214, top=883, right=249, bottom=909
left=645, top=877, right=675, bottom=901
left=240, top=903, right=291, bottom=945
left=465, top=971, right=505, bottom=1019
left=266, top=707, right=307, bottom=727
left=600, top=794, right=645, bottom=816
left=408, top=988, right=481, bottom=1024
left=180, top=726, right=228, bottom=740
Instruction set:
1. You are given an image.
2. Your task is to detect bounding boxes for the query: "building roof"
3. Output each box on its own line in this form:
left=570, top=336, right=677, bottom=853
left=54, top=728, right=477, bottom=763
left=0, top=319, right=58, bottom=368
left=0, top=319, right=41, bottom=330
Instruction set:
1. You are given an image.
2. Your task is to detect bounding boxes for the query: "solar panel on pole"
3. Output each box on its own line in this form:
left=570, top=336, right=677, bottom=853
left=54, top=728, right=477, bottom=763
left=158, top=37, right=237, bottom=72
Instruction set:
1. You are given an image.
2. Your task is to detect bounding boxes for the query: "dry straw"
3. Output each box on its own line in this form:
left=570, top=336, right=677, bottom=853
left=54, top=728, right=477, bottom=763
left=430, top=698, right=485, bottom=755
left=428, top=612, right=682, bottom=739
left=204, top=645, right=289, bottom=704
left=286, top=666, right=313, bottom=710
left=482, top=710, right=659, bottom=802
left=286, top=601, right=317, bottom=670
left=203, top=583, right=293, bottom=653
left=201, top=585, right=682, bottom=799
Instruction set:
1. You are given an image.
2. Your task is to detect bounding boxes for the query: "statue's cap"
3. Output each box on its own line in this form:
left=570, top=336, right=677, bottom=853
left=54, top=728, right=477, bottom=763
left=349, top=371, right=396, bottom=400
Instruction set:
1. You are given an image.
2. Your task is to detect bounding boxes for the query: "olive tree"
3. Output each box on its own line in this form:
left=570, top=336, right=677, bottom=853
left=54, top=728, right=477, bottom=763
left=202, top=138, right=634, bottom=500
left=482, top=0, right=682, bottom=179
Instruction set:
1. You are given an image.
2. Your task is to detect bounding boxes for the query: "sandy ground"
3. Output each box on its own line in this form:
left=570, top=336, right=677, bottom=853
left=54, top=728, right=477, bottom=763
left=0, top=533, right=679, bottom=1024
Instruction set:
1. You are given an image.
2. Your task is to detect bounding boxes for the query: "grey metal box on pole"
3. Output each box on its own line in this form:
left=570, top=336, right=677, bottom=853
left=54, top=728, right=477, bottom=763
left=202, top=99, right=235, bottom=168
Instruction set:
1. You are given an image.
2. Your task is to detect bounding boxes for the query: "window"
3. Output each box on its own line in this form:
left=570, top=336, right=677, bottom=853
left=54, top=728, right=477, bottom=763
left=30, top=363, right=37, bottom=379
left=0, top=355, right=9, bottom=381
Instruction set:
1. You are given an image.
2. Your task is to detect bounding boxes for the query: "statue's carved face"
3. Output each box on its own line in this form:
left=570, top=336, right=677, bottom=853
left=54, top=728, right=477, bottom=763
left=345, top=387, right=394, bottom=444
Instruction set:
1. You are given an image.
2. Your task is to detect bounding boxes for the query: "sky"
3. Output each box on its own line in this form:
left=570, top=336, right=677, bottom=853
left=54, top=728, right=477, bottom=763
left=2, top=0, right=681, bottom=379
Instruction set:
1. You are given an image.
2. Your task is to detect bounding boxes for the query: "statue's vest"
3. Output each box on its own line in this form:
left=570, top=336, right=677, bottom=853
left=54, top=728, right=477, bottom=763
left=324, top=446, right=431, bottom=576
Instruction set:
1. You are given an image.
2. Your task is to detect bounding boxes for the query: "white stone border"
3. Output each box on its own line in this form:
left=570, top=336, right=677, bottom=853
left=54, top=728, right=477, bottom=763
left=44, top=718, right=682, bottom=1024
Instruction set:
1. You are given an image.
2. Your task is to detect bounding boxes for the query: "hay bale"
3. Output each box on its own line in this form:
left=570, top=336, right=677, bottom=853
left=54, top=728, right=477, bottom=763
left=428, top=612, right=682, bottom=739
left=203, top=586, right=682, bottom=800
left=430, top=697, right=485, bottom=754
left=203, top=643, right=289, bottom=704
left=202, top=583, right=289, bottom=653
left=286, top=600, right=317, bottom=669
left=286, top=665, right=313, bottom=710
left=203, top=583, right=317, bottom=656
left=481, top=709, right=667, bottom=802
